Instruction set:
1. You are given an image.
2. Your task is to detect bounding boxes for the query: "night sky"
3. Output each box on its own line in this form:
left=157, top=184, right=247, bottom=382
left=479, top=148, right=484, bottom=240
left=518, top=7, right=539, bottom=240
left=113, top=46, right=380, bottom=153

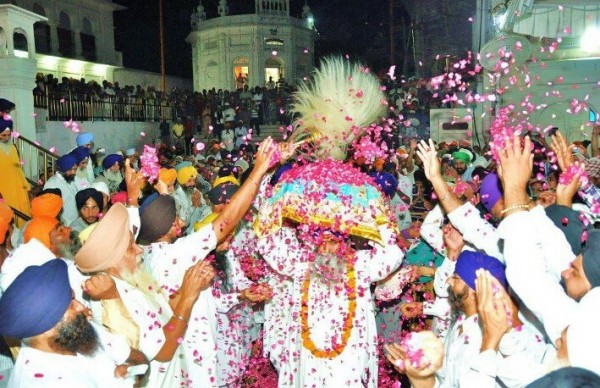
left=112, top=0, right=407, bottom=79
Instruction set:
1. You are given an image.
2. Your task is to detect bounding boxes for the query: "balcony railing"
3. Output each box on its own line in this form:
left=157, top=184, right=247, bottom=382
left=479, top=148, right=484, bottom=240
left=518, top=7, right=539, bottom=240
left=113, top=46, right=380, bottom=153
left=33, top=91, right=182, bottom=122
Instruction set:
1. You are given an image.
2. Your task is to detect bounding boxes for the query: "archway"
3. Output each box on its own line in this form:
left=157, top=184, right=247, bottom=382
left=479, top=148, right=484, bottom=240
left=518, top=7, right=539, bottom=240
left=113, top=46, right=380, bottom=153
left=233, top=57, right=249, bottom=90
left=57, top=11, right=74, bottom=57
left=13, top=29, right=28, bottom=56
left=32, top=3, right=50, bottom=53
left=265, top=57, right=284, bottom=88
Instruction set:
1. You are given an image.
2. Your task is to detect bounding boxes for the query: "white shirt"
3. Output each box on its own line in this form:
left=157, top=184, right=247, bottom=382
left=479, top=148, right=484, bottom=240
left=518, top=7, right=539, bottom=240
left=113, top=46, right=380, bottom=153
left=8, top=323, right=132, bottom=388
left=257, top=225, right=403, bottom=388
left=436, top=314, right=484, bottom=387
left=221, top=130, right=234, bottom=151
left=498, top=206, right=577, bottom=343
left=44, top=173, right=79, bottom=225
left=234, top=126, right=248, bottom=148
left=143, top=225, right=219, bottom=387
left=447, top=202, right=503, bottom=262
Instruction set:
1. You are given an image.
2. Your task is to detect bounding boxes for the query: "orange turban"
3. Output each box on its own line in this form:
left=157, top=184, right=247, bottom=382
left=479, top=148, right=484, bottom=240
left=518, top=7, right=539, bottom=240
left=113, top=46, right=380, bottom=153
left=158, top=168, right=177, bottom=186
left=23, top=216, right=59, bottom=249
left=0, top=202, right=14, bottom=245
left=31, top=193, right=63, bottom=219
left=373, top=158, right=385, bottom=172
left=75, top=203, right=130, bottom=273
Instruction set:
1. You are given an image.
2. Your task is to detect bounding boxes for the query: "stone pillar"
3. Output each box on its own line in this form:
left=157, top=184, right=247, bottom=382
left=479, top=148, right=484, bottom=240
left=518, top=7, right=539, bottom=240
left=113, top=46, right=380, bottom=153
left=74, top=29, right=82, bottom=58
left=0, top=5, right=48, bottom=156
left=49, top=23, right=58, bottom=55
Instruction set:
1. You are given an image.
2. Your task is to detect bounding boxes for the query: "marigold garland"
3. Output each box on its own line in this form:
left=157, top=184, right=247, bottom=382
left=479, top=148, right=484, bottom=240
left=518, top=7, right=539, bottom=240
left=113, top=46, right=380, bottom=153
left=300, top=258, right=357, bottom=359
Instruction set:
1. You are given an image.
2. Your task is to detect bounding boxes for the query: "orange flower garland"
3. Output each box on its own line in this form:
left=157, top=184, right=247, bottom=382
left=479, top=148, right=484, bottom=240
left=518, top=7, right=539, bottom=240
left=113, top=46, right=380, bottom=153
left=300, top=259, right=357, bottom=359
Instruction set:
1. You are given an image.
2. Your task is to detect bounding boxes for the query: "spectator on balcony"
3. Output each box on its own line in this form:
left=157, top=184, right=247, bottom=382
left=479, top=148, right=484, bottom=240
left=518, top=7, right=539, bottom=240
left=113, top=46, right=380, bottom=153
left=184, top=117, right=195, bottom=155
left=0, top=110, right=31, bottom=227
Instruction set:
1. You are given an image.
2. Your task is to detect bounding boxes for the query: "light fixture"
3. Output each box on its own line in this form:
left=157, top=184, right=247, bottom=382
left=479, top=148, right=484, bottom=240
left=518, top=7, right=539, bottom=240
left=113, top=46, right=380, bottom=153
left=491, top=2, right=508, bottom=30
left=272, top=50, right=278, bottom=56
left=581, top=27, right=600, bottom=53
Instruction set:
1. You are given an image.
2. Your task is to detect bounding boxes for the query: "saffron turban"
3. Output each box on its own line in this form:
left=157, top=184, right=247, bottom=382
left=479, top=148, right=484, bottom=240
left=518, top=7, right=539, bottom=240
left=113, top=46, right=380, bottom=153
left=479, top=172, right=503, bottom=213
left=137, top=194, right=176, bottom=245
left=212, top=175, right=240, bottom=188
left=0, top=201, right=14, bottom=245
left=455, top=251, right=507, bottom=291
left=177, top=166, right=198, bottom=185
left=75, top=203, right=130, bottom=273
left=75, top=188, right=104, bottom=212
left=0, top=260, right=72, bottom=339
left=70, top=146, right=90, bottom=164
left=56, top=154, right=78, bottom=173
left=31, top=193, right=63, bottom=219
left=158, top=168, right=177, bottom=186
left=76, top=132, right=94, bottom=147
left=102, top=154, right=123, bottom=170
left=23, top=216, right=59, bottom=249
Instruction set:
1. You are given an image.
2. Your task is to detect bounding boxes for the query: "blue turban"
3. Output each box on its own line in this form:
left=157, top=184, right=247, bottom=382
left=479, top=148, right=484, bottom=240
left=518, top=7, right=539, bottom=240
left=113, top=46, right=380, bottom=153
left=0, top=118, right=12, bottom=132
left=70, top=146, right=90, bottom=164
left=0, top=260, right=72, bottom=338
left=480, top=172, right=503, bottom=213
left=56, top=154, right=78, bottom=173
left=76, top=132, right=94, bottom=147
left=102, top=154, right=123, bottom=170
left=371, top=172, right=398, bottom=198
left=455, top=251, right=507, bottom=291
left=175, top=161, right=193, bottom=172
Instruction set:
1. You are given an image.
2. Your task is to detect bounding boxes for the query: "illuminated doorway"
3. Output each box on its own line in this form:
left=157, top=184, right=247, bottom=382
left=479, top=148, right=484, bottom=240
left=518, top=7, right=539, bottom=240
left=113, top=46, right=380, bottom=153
left=265, top=57, right=283, bottom=88
left=233, top=57, right=250, bottom=89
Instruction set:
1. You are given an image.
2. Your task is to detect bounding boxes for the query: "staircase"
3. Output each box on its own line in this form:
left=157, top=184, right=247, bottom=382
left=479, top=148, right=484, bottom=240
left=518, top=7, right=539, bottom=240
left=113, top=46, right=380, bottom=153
left=14, top=135, right=58, bottom=192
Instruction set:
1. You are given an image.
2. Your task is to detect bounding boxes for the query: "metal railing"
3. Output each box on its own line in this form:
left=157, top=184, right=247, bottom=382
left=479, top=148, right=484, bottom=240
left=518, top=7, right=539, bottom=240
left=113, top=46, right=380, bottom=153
left=33, top=91, right=183, bottom=122
left=10, top=205, right=31, bottom=224
left=14, top=135, right=59, bottom=188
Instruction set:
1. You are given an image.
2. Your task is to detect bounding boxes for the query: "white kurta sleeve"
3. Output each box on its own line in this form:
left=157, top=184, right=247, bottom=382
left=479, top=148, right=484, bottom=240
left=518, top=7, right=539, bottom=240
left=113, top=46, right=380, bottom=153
left=126, top=206, right=141, bottom=240
left=423, top=296, right=451, bottom=320
left=364, top=225, right=404, bottom=282
left=433, top=257, right=456, bottom=297
left=448, top=202, right=503, bottom=262
left=421, top=205, right=445, bottom=254
left=498, top=208, right=578, bottom=343
left=170, top=223, right=218, bottom=267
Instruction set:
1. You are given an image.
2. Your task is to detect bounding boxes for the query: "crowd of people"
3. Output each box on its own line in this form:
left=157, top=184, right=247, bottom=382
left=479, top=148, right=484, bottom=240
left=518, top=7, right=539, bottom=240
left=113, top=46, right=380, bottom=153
left=0, top=53, right=599, bottom=388
left=33, top=73, right=297, bottom=128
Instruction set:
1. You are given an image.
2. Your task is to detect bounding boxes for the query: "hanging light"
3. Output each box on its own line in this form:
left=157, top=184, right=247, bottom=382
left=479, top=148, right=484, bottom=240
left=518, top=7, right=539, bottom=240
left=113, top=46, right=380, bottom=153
left=581, top=27, right=600, bottom=53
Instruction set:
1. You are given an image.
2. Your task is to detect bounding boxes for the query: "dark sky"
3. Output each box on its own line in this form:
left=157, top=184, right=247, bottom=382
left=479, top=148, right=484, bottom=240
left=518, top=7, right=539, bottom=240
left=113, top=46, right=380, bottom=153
left=112, top=0, right=406, bottom=79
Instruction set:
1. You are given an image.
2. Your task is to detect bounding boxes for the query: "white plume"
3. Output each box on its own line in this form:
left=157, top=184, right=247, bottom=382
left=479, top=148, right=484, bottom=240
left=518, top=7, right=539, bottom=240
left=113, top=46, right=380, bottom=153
left=290, top=57, right=386, bottom=160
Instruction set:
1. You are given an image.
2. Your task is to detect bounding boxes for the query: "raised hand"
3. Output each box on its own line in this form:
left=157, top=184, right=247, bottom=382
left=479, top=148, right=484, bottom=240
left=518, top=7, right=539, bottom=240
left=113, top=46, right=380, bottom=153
left=550, top=131, right=574, bottom=172
left=416, top=139, right=442, bottom=181
left=253, top=137, right=276, bottom=174
left=476, top=269, right=512, bottom=351
left=497, top=135, right=533, bottom=193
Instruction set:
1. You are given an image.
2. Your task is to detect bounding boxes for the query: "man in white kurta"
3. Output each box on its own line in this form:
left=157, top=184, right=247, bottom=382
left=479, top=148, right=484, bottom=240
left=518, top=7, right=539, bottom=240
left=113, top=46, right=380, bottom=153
left=257, top=225, right=403, bottom=387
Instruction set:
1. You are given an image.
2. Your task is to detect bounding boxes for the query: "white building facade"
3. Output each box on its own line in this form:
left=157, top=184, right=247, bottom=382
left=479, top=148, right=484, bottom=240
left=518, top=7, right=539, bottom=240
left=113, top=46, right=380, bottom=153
left=187, top=0, right=317, bottom=91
